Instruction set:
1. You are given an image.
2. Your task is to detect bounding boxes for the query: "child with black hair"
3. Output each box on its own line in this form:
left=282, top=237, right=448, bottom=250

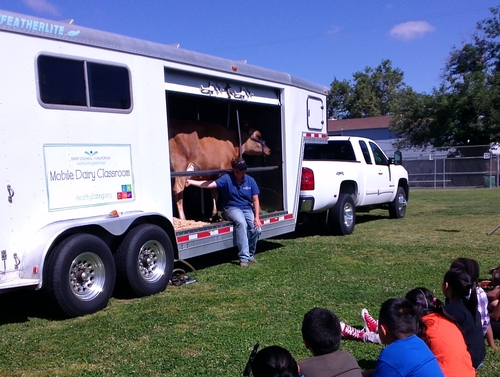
left=341, top=289, right=474, bottom=376
left=299, top=307, right=362, bottom=377
left=449, top=257, right=498, bottom=349
left=442, top=268, right=486, bottom=369
left=405, top=288, right=475, bottom=376
left=250, top=346, right=303, bottom=377
left=363, top=298, right=444, bottom=377
left=485, top=265, right=500, bottom=342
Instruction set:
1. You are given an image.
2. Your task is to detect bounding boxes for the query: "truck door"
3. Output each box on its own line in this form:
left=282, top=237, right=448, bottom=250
left=358, top=140, right=394, bottom=204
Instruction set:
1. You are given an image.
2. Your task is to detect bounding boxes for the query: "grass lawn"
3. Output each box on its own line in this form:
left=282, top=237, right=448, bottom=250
left=2, top=188, right=500, bottom=376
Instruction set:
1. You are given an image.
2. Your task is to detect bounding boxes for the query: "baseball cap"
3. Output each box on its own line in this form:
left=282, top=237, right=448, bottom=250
left=232, top=159, right=248, bottom=170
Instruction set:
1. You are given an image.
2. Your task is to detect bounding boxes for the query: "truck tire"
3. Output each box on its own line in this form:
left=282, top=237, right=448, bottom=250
left=389, top=186, right=407, bottom=219
left=45, top=234, right=116, bottom=317
left=327, top=193, right=356, bottom=235
left=115, top=224, right=174, bottom=297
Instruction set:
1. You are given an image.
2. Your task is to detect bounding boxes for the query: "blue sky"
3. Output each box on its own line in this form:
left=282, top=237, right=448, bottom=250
left=2, top=0, right=499, bottom=93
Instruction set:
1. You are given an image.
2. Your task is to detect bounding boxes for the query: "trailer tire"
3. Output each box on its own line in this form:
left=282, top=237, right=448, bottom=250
left=115, top=224, right=174, bottom=297
left=45, top=234, right=116, bottom=317
left=327, top=193, right=356, bottom=235
left=388, top=186, right=407, bottom=219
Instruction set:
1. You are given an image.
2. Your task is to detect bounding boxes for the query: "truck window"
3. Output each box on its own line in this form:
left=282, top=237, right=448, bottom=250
left=358, top=140, right=372, bottom=164
left=304, top=141, right=356, bottom=161
left=369, top=141, right=389, bottom=165
left=37, top=55, right=131, bottom=111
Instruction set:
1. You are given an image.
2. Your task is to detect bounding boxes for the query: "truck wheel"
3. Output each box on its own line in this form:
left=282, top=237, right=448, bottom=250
left=389, top=186, right=407, bottom=219
left=45, top=234, right=116, bottom=317
left=327, top=193, right=356, bottom=235
left=115, top=224, right=174, bottom=297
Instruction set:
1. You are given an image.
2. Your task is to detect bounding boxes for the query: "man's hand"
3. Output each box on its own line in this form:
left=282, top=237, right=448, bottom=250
left=254, top=217, right=262, bottom=229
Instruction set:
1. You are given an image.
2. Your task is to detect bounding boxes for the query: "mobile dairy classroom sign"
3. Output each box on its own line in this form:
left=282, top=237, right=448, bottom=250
left=43, top=144, right=134, bottom=211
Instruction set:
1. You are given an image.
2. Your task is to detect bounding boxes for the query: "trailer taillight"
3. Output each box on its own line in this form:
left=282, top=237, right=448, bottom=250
left=301, top=167, right=314, bottom=190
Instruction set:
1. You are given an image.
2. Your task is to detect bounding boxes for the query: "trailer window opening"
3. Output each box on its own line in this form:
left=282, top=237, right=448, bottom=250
left=37, top=55, right=131, bottom=111
left=38, top=56, right=86, bottom=106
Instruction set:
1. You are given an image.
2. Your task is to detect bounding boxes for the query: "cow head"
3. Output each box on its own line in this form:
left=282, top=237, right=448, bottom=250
left=242, top=128, right=271, bottom=156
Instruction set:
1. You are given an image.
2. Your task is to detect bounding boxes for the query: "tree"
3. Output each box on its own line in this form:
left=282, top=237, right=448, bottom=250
left=327, top=78, right=351, bottom=119
left=390, top=6, right=500, bottom=148
left=327, top=59, right=407, bottom=119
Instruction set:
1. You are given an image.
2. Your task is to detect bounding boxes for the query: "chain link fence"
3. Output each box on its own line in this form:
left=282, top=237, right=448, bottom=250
left=401, top=144, right=499, bottom=188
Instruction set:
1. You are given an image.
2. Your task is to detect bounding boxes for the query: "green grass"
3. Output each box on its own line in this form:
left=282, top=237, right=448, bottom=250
left=2, top=188, right=500, bottom=376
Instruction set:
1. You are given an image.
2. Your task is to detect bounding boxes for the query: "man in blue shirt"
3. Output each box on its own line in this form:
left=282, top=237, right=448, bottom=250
left=186, top=157, right=261, bottom=266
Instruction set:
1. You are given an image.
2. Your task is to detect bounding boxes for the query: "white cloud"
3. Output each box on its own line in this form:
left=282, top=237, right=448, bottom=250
left=390, top=21, right=435, bottom=41
left=23, top=0, right=60, bottom=17
left=327, top=25, right=342, bottom=36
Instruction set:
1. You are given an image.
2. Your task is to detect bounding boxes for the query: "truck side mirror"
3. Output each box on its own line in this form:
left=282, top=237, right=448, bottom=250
left=393, top=150, right=402, bottom=165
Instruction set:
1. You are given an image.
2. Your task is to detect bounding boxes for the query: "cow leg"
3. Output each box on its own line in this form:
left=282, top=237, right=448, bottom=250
left=173, top=177, right=187, bottom=220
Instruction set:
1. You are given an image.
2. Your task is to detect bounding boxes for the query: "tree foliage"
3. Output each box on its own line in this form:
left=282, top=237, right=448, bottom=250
left=327, top=60, right=407, bottom=119
left=390, top=6, right=500, bottom=148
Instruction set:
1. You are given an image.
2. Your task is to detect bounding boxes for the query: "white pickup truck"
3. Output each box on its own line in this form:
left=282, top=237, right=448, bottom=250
left=298, top=136, right=409, bottom=235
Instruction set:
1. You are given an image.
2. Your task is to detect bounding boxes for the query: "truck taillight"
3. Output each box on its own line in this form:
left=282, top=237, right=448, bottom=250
left=301, top=167, right=314, bottom=190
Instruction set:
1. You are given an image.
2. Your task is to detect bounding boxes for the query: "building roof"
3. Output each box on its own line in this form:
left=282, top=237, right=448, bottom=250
left=328, top=116, right=392, bottom=132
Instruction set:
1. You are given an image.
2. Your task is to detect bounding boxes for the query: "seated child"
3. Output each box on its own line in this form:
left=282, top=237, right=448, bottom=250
left=442, top=268, right=486, bottom=369
left=299, top=307, right=362, bottom=377
left=342, top=289, right=475, bottom=376
left=449, top=258, right=497, bottom=349
left=363, top=298, right=444, bottom=377
left=484, top=264, right=500, bottom=343
left=405, top=287, right=475, bottom=376
left=250, top=345, right=303, bottom=377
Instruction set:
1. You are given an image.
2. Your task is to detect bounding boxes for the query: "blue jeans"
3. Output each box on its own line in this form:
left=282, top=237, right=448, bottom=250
left=223, top=207, right=261, bottom=262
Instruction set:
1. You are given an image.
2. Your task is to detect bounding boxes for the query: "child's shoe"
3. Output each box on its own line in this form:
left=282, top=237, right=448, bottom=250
left=361, top=308, right=379, bottom=332
left=340, top=322, right=365, bottom=341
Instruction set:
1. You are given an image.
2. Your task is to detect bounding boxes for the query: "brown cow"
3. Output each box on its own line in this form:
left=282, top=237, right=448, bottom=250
left=169, top=119, right=271, bottom=220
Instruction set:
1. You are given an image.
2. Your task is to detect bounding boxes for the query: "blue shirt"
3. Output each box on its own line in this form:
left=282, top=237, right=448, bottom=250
left=215, top=172, right=259, bottom=210
left=373, top=334, right=444, bottom=377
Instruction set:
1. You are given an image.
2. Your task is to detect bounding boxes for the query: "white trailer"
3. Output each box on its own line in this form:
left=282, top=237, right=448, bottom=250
left=0, top=9, right=327, bottom=317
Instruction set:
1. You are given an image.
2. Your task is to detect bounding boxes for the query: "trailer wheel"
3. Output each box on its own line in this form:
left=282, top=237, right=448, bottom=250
left=115, top=224, right=174, bottom=297
left=45, top=234, right=116, bottom=317
left=327, top=193, right=356, bottom=235
left=388, top=186, right=407, bottom=219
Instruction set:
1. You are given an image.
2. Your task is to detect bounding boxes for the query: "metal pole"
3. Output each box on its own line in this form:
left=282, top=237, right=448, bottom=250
left=488, top=223, right=500, bottom=235
left=443, top=159, right=446, bottom=188
left=434, top=157, right=437, bottom=189
left=236, top=108, right=242, bottom=158
left=490, top=154, right=493, bottom=188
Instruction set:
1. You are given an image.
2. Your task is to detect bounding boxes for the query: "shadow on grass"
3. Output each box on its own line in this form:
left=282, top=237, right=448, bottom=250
left=357, top=359, right=377, bottom=371
left=290, top=213, right=390, bottom=238
left=0, top=289, right=66, bottom=325
left=0, top=240, right=285, bottom=325
left=182, top=239, right=285, bottom=271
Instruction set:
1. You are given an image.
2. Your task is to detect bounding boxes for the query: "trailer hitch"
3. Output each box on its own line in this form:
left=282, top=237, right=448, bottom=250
left=7, top=184, right=14, bottom=203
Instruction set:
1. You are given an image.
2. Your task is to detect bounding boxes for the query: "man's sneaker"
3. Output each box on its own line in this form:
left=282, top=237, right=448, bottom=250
left=340, top=322, right=365, bottom=341
left=361, top=308, right=378, bottom=332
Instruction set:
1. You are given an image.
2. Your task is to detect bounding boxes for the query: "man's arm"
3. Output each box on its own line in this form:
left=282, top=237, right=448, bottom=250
left=252, top=194, right=262, bottom=229
left=186, top=179, right=217, bottom=189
